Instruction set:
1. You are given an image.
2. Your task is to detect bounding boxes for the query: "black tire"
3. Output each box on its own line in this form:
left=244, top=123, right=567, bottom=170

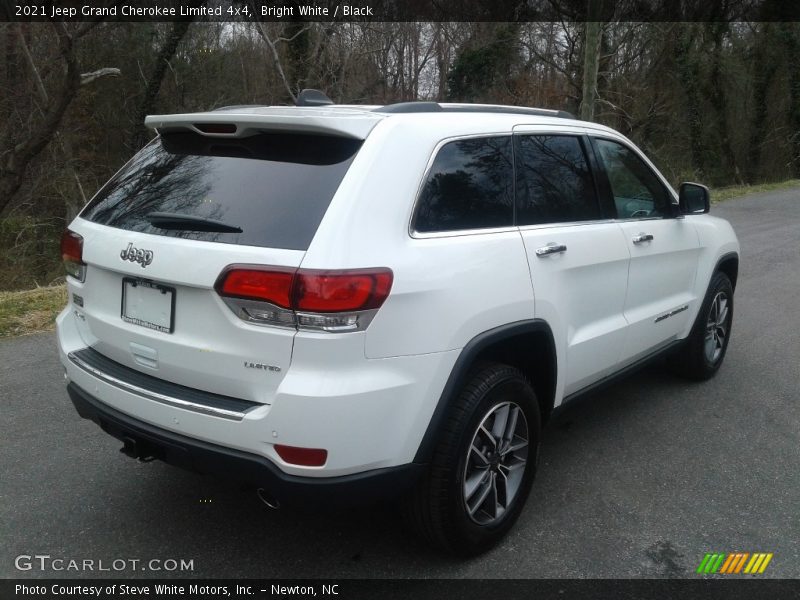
left=403, top=362, right=541, bottom=555
left=670, top=271, right=734, bottom=381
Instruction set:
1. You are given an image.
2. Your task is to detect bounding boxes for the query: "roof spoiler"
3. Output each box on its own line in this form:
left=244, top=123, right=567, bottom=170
left=144, top=107, right=382, bottom=140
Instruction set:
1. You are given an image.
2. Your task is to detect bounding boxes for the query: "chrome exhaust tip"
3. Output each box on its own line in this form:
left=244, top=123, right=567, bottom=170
left=256, top=487, right=281, bottom=510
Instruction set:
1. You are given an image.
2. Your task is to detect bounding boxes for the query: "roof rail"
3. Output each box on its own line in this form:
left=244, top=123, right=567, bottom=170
left=212, top=104, right=267, bottom=112
left=376, top=102, right=443, bottom=113
left=374, top=101, right=575, bottom=119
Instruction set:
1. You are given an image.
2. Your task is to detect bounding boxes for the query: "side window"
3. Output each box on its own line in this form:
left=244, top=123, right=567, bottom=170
left=593, top=138, right=672, bottom=219
left=414, top=136, right=513, bottom=233
left=514, top=134, right=601, bottom=225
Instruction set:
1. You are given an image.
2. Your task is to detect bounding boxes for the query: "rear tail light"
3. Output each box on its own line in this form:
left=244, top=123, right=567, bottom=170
left=218, top=268, right=294, bottom=308
left=274, top=444, right=328, bottom=467
left=294, top=270, right=393, bottom=312
left=60, top=229, right=86, bottom=282
left=215, top=266, right=393, bottom=332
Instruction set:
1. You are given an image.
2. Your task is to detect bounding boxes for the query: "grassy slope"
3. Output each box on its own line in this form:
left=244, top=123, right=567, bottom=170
left=0, top=285, right=67, bottom=338
left=710, top=179, right=800, bottom=203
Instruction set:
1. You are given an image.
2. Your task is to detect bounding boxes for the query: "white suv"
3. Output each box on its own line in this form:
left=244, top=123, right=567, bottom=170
left=56, top=95, right=739, bottom=555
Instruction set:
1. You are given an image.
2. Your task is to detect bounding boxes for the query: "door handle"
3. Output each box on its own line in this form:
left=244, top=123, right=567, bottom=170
left=632, top=233, right=654, bottom=244
left=535, top=243, right=567, bottom=257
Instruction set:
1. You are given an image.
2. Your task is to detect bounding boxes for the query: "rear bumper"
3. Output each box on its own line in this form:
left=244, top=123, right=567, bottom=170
left=68, top=383, right=425, bottom=507
left=57, top=305, right=458, bottom=476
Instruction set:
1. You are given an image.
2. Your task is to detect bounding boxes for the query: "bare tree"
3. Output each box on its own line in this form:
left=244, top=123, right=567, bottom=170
left=130, top=20, right=196, bottom=150
left=254, top=22, right=298, bottom=104
left=579, top=0, right=603, bottom=121
left=0, top=22, right=117, bottom=215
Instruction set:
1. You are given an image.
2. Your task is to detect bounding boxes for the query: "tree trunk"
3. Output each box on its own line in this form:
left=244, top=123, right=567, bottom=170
left=579, top=0, right=602, bottom=121
left=747, top=24, right=777, bottom=182
left=129, top=20, right=194, bottom=151
left=0, top=23, right=81, bottom=216
left=708, top=22, right=741, bottom=184
left=435, top=23, right=447, bottom=101
left=674, top=24, right=706, bottom=178
left=285, top=21, right=311, bottom=92
left=779, top=23, right=800, bottom=178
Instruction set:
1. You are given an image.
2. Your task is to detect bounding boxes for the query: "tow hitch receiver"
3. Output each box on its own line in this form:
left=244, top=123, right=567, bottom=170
left=120, top=436, right=159, bottom=462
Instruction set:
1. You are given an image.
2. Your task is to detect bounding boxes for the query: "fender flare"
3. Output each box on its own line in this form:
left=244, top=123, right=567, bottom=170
left=713, top=251, right=739, bottom=290
left=412, top=319, right=555, bottom=464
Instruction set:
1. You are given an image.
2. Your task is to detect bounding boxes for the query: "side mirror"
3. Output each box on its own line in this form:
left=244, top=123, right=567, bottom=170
left=678, top=182, right=710, bottom=215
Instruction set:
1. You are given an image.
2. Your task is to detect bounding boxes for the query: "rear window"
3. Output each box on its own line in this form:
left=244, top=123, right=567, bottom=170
left=81, top=132, right=362, bottom=251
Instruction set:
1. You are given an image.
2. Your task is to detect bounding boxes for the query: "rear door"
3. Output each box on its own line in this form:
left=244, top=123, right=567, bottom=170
left=70, top=130, right=362, bottom=404
left=589, top=136, right=700, bottom=363
left=513, top=129, right=631, bottom=396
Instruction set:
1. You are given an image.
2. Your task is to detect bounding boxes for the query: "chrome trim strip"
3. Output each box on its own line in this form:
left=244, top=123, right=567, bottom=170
left=67, top=351, right=246, bottom=421
left=517, top=218, right=617, bottom=231
left=411, top=226, right=519, bottom=239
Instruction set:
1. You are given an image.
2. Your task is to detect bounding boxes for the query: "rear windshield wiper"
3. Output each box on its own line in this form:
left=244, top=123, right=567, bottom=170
left=145, top=212, right=243, bottom=233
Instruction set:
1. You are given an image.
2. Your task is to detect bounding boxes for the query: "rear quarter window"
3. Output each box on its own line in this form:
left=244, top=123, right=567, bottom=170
left=413, top=136, right=514, bottom=233
left=81, top=132, right=362, bottom=251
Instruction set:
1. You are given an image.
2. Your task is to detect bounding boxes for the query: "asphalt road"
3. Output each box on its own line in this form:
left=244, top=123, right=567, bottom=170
left=2, top=188, right=799, bottom=580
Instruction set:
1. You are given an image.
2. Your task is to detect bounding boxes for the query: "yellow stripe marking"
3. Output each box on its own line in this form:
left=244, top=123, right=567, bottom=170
left=720, top=554, right=735, bottom=574
left=734, top=553, right=749, bottom=573
left=744, top=554, right=758, bottom=573
left=758, top=553, right=773, bottom=574
left=750, top=554, right=766, bottom=573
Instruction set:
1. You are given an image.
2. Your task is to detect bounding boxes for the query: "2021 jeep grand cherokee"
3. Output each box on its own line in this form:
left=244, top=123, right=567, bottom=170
left=56, top=96, right=739, bottom=555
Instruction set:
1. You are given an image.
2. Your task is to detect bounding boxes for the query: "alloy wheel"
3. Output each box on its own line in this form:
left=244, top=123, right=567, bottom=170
left=463, top=401, right=529, bottom=525
left=704, top=291, right=729, bottom=363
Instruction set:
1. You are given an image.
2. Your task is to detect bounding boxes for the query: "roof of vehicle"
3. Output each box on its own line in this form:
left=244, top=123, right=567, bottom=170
left=145, top=101, right=613, bottom=141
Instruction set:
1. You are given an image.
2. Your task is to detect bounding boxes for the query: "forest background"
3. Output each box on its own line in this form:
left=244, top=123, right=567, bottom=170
left=1, top=15, right=798, bottom=292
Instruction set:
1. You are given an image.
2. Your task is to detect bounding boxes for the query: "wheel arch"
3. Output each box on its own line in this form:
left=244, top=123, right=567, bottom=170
left=413, top=319, right=556, bottom=464
left=715, top=251, right=739, bottom=290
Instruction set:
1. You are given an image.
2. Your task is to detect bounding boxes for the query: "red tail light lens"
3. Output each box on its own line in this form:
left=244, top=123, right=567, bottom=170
left=60, top=229, right=85, bottom=281
left=216, top=265, right=393, bottom=331
left=274, top=444, right=328, bottom=467
left=216, top=267, right=393, bottom=313
left=216, top=267, right=294, bottom=308
left=294, top=269, right=393, bottom=312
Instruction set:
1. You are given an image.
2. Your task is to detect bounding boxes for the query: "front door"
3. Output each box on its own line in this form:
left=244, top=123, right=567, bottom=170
left=590, top=137, right=700, bottom=363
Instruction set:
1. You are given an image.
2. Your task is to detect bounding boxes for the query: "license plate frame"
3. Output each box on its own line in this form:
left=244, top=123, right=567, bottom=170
left=121, top=278, right=176, bottom=334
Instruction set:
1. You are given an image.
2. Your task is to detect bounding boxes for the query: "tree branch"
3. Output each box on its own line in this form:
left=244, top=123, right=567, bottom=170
left=255, top=22, right=297, bottom=104
left=15, top=25, right=48, bottom=103
left=80, top=67, right=121, bottom=85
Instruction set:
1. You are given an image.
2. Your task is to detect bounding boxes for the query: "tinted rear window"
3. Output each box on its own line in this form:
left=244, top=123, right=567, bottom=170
left=81, top=132, right=362, bottom=251
left=414, top=136, right=514, bottom=233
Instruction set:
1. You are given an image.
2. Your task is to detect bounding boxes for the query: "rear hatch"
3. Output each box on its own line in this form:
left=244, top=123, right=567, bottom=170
left=68, top=116, right=370, bottom=404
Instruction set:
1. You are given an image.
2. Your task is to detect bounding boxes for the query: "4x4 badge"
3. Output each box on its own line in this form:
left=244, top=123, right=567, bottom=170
left=120, top=242, right=153, bottom=268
